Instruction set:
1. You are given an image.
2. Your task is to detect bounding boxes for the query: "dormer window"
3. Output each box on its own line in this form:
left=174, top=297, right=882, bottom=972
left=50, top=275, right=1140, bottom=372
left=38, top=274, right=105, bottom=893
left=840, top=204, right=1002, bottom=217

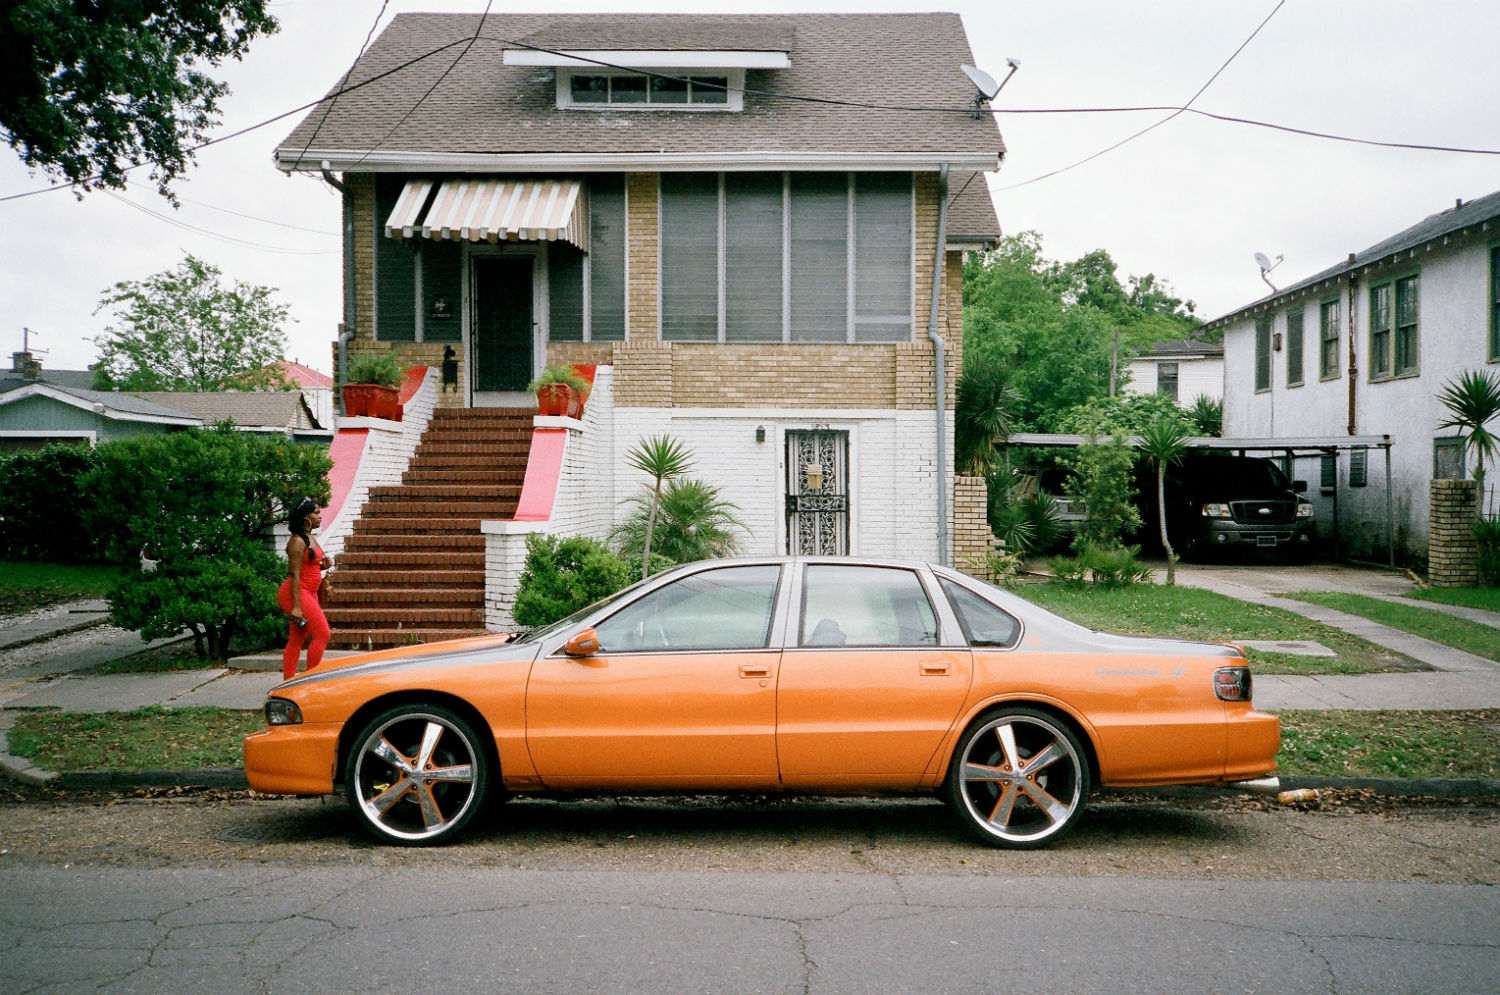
left=562, top=69, right=736, bottom=109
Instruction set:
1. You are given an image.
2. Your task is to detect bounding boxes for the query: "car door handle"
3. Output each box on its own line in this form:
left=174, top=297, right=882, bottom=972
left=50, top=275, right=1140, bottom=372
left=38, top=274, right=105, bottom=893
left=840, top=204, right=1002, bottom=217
left=919, top=661, right=951, bottom=676
left=739, top=664, right=772, bottom=678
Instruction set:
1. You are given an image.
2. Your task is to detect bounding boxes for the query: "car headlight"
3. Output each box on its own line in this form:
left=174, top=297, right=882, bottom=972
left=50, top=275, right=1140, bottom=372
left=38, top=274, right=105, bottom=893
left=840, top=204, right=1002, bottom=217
left=265, top=698, right=303, bottom=725
left=1201, top=503, right=1232, bottom=518
left=1296, top=503, right=1314, bottom=518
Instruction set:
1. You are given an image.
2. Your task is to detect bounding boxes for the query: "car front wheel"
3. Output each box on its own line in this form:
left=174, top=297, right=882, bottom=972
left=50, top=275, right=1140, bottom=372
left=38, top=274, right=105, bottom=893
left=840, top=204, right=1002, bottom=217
left=944, top=707, right=1090, bottom=849
left=344, top=704, right=489, bottom=845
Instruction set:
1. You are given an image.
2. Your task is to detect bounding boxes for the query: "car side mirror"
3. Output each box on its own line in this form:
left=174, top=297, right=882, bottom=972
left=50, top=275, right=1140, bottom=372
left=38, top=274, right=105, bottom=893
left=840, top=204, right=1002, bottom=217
left=564, top=627, right=600, bottom=657
left=1292, top=480, right=1307, bottom=493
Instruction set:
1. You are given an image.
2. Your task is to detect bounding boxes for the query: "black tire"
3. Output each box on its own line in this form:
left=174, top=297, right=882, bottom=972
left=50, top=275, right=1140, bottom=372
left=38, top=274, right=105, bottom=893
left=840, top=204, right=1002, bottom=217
left=943, top=706, right=1090, bottom=849
left=343, top=704, right=489, bottom=846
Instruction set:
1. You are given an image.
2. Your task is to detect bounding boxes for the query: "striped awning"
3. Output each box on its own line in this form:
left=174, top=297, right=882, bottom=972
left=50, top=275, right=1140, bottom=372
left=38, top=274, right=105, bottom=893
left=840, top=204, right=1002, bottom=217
left=383, top=178, right=589, bottom=251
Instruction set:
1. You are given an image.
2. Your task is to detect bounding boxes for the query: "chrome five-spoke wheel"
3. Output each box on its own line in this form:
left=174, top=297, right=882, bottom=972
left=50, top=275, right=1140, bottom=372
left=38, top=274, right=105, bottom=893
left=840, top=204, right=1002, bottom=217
left=945, top=707, right=1090, bottom=849
left=344, top=704, right=488, bottom=845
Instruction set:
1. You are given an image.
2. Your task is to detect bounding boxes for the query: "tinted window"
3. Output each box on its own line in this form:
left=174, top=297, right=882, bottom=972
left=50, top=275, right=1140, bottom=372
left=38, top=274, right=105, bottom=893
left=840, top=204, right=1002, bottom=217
left=593, top=565, right=780, bottom=652
left=940, top=579, right=1020, bottom=648
left=800, top=565, right=937, bottom=647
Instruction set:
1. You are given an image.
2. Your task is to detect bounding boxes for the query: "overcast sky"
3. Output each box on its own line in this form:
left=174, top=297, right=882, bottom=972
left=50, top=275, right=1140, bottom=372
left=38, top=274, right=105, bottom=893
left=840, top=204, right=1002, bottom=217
left=4, top=0, right=1498, bottom=375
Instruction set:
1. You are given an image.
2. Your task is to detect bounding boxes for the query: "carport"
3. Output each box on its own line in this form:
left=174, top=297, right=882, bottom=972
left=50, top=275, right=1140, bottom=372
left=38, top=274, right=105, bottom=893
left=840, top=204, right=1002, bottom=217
left=1002, top=433, right=1396, bottom=565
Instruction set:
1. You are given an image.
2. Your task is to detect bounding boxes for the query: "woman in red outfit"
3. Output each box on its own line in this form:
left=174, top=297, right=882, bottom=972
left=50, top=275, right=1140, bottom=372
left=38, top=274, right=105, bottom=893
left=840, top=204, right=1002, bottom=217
left=277, top=496, right=331, bottom=680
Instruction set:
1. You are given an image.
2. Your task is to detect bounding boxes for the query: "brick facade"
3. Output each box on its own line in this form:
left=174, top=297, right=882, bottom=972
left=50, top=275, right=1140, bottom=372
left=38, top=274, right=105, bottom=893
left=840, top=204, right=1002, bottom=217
left=1429, top=478, right=1479, bottom=587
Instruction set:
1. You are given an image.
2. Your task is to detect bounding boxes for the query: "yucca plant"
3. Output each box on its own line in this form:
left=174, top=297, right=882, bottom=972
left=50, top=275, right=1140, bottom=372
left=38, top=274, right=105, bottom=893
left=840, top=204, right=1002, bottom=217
left=611, top=478, right=746, bottom=567
left=1437, top=369, right=1500, bottom=514
left=624, top=434, right=695, bottom=579
left=1138, top=416, right=1190, bottom=584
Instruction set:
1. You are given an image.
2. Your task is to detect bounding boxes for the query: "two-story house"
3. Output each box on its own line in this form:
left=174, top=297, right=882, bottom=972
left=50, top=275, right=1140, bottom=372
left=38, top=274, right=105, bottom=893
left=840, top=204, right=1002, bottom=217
left=1203, top=189, right=1500, bottom=561
left=273, top=12, right=1004, bottom=643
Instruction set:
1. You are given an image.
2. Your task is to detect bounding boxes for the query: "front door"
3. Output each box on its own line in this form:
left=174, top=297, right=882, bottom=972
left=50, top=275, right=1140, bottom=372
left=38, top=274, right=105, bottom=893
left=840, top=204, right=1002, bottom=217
left=785, top=430, right=849, bottom=555
left=471, top=257, right=533, bottom=393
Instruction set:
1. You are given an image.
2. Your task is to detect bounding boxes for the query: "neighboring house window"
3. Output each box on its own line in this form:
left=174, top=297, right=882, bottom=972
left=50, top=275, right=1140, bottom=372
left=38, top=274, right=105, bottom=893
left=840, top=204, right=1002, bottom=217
left=374, top=176, right=416, bottom=342
left=660, top=171, right=913, bottom=344
left=1490, top=244, right=1500, bottom=361
left=1319, top=299, right=1340, bottom=380
left=1254, top=315, right=1271, bottom=392
left=1156, top=362, right=1178, bottom=402
left=1369, top=282, right=1392, bottom=378
left=560, top=70, right=739, bottom=110
left=1285, top=308, right=1304, bottom=386
left=1320, top=453, right=1336, bottom=494
left=1350, top=448, right=1368, bottom=487
left=1434, top=437, right=1465, bottom=479
left=545, top=176, right=626, bottom=343
left=1394, top=274, right=1419, bottom=375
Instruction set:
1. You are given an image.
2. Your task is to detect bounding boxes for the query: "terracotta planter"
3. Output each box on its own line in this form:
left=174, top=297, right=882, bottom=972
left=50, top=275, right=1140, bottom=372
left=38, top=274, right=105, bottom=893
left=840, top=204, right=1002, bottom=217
left=342, top=383, right=402, bottom=420
left=535, top=383, right=576, bottom=417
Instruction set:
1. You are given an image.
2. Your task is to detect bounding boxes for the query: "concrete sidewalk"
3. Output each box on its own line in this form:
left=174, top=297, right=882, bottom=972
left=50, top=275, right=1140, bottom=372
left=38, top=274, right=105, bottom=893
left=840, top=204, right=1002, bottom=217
left=1, top=564, right=1497, bottom=792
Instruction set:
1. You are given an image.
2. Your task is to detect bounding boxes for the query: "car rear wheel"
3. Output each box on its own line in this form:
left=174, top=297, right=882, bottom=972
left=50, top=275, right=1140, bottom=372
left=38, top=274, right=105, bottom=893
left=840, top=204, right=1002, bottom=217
left=944, top=707, right=1090, bottom=849
left=344, top=704, right=488, bottom=846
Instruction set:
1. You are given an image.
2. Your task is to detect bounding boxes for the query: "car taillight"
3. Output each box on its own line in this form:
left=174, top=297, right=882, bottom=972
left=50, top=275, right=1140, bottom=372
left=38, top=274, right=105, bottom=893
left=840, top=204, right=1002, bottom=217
left=1214, top=667, right=1252, bottom=702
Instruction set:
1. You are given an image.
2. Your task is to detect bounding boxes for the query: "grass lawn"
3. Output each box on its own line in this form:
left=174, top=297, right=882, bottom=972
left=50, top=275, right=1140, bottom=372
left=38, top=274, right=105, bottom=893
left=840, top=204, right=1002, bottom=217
left=6, top=707, right=263, bottom=770
left=1014, top=581, right=1424, bottom=675
left=1406, top=586, right=1500, bottom=614
left=1288, top=591, right=1500, bottom=661
left=8, top=705, right=1497, bottom=783
left=0, top=561, right=122, bottom=613
left=1278, top=710, right=1500, bottom=780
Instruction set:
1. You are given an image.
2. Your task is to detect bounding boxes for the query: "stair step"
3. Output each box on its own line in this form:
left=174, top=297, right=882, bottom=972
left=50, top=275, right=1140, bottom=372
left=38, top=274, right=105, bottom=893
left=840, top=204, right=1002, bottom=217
left=335, top=551, right=486, bottom=568
left=350, top=517, right=486, bottom=533
left=342, top=534, right=485, bottom=551
left=327, top=586, right=481, bottom=605
left=359, top=500, right=514, bottom=517
left=369, top=484, right=520, bottom=501
left=325, top=607, right=485, bottom=625
left=401, top=469, right=527, bottom=485
left=329, top=627, right=493, bottom=649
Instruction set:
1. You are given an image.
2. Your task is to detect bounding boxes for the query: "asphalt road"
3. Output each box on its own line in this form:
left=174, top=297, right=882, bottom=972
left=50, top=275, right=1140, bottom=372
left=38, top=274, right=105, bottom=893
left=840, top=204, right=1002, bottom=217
left=2, top=789, right=1497, bottom=993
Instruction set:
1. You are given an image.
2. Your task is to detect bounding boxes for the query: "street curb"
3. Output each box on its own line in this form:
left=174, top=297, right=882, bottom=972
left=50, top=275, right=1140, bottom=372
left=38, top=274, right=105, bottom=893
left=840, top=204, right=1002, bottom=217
left=1108, top=776, right=1500, bottom=801
left=0, top=613, right=111, bottom=653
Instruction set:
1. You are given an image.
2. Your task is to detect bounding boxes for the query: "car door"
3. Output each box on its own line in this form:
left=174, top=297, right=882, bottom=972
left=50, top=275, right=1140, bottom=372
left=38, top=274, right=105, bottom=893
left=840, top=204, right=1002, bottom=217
left=776, top=563, right=973, bottom=787
left=525, top=563, right=784, bottom=789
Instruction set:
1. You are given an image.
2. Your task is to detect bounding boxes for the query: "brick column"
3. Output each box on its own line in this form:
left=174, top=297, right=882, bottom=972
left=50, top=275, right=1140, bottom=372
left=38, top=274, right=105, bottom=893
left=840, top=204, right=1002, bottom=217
left=1428, top=479, right=1479, bottom=587
left=953, top=474, right=996, bottom=579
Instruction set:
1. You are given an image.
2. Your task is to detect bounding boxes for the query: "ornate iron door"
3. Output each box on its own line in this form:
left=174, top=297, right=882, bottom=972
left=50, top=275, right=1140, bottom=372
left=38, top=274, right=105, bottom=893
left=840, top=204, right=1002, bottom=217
left=785, top=430, right=849, bottom=555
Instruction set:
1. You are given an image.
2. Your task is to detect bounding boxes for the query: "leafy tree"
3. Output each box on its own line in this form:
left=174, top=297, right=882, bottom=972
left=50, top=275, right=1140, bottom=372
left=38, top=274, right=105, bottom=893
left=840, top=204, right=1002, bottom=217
left=1064, top=437, right=1141, bottom=553
left=512, top=533, right=634, bottom=628
left=0, top=444, right=103, bottom=563
left=1437, top=368, right=1500, bottom=513
left=611, top=478, right=746, bottom=567
left=1057, top=392, right=1193, bottom=438
left=92, top=254, right=292, bottom=391
left=955, top=359, right=1018, bottom=476
left=83, top=425, right=330, bottom=662
left=623, top=434, right=695, bottom=579
left=1, top=1, right=277, bottom=199
left=1138, top=417, right=1191, bottom=585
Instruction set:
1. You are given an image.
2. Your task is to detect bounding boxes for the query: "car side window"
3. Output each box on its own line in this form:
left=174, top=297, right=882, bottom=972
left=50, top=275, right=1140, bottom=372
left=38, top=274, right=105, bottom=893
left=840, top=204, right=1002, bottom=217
left=800, top=565, right=938, bottom=647
left=592, top=565, right=780, bottom=652
left=939, top=579, right=1020, bottom=648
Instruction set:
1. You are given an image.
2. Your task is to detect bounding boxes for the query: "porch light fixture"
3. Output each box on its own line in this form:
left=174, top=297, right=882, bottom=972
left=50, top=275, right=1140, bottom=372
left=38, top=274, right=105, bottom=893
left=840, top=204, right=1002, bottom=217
left=755, top=426, right=766, bottom=443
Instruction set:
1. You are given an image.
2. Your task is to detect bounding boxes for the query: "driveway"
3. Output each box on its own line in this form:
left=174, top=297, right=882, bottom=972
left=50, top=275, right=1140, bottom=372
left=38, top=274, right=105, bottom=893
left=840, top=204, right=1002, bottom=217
left=1172, top=560, right=1420, bottom=599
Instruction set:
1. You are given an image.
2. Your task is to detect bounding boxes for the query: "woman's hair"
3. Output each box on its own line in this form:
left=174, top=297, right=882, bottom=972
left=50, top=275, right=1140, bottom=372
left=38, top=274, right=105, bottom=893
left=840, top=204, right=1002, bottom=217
left=288, top=496, right=318, bottom=541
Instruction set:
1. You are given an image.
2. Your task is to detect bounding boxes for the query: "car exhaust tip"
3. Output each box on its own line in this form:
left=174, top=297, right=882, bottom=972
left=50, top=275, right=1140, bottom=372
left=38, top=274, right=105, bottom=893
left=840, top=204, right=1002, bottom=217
left=1227, top=776, right=1282, bottom=795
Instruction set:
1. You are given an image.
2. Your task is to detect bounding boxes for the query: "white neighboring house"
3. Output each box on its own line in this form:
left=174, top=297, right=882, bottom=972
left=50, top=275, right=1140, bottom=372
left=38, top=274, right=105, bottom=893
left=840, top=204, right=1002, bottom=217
left=1201, top=189, right=1500, bottom=561
left=1122, top=339, right=1224, bottom=407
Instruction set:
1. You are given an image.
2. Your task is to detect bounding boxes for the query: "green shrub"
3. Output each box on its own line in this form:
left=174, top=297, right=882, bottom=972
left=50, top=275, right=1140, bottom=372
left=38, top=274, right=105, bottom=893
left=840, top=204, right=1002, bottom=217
left=512, top=533, right=634, bottom=628
left=1475, top=517, right=1500, bottom=586
left=989, top=486, right=1062, bottom=554
left=0, top=444, right=103, bottom=563
left=610, top=478, right=746, bottom=567
left=526, top=363, right=590, bottom=395
left=1048, top=542, right=1153, bottom=587
left=345, top=352, right=405, bottom=389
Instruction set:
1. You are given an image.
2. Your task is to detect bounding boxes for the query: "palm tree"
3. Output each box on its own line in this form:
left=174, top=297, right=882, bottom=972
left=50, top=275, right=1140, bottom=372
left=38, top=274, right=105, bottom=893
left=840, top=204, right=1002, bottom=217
left=624, top=434, right=695, bottom=579
left=955, top=360, right=1019, bottom=477
left=1138, top=416, right=1191, bottom=584
left=1437, top=369, right=1500, bottom=515
left=611, top=478, right=747, bottom=566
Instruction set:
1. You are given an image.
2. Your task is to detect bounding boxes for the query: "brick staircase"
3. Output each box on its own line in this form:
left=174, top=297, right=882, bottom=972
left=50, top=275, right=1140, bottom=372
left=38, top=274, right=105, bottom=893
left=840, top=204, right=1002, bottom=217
left=324, top=407, right=533, bottom=649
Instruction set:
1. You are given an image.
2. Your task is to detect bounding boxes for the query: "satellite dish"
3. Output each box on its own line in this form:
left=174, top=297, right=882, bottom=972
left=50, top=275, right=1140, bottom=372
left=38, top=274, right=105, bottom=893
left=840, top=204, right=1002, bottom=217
left=1254, top=251, right=1284, bottom=292
left=1254, top=251, right=1273, bottom=270
left=961, top=64, right=1000, bottom=100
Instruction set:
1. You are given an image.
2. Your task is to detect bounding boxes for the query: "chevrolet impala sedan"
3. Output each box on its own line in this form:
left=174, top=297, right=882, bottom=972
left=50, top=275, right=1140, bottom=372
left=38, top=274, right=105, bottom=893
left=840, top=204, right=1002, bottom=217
left=244, top=557, right=1280, bottom=848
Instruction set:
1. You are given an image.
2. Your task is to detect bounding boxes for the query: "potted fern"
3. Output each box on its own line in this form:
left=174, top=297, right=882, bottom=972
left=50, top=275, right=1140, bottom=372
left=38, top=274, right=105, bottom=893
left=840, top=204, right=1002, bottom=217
left=527, top=364, right=590, bottom=417
left=342, top=353, right=406, bottom=420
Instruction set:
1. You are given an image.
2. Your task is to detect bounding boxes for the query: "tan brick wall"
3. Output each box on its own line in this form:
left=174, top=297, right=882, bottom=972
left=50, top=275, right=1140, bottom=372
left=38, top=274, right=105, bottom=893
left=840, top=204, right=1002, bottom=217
left=611, top=340, right=673, bottom=407
left=1429, top=478, right=1480, bottom=586
left=953, top=474, right=995, bottom=579
left=349, top=174, right=375, bottom=344
left=626, top=173, right=660, bottom=341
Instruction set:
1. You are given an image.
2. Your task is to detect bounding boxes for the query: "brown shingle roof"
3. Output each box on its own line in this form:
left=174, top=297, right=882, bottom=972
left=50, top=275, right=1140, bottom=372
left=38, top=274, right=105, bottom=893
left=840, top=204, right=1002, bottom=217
left=128, top=392, right=322, bottom=431
left=516, top=21, right=796, bottom=52
left=277, top=13, right=1005, bottom=167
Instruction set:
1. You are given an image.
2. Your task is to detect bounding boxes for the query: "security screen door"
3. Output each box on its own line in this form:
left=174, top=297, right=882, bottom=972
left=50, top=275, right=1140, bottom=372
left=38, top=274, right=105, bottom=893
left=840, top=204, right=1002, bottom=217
left=785, top=430, right=849, bottom=555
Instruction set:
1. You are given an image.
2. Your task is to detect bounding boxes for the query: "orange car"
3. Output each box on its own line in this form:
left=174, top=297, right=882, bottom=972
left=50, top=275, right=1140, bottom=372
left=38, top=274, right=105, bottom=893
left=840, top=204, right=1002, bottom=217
left=244, top=557, right=1280, bottom=848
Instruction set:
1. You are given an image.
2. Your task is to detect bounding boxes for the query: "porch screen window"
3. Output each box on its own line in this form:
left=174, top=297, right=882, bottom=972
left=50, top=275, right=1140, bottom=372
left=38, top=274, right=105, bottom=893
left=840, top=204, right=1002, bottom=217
left=548, top=245, right=585, bottom=342
left=1319, top=300, right=1340, bottom=380
left=588, top=176, right=626, bottom=342
left=374, top=176, right=416, bottom=342
left=1286, top=308, right=1304, bottom=386
left=1254, top=315, right=1271, bottom=392
left=660, top=172, right=912, bottom=344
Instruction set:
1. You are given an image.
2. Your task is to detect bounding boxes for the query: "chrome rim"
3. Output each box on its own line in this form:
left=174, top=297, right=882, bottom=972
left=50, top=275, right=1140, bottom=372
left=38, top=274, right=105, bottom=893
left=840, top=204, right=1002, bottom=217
left=957, top=713, right=1083, bottom=844
left=352, top=711, right=478, bottom=842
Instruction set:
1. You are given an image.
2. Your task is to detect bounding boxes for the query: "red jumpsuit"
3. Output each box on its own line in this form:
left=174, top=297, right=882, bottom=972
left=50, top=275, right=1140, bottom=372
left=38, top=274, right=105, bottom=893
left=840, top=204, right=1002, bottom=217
left=277, top=544, right=329, bottom=680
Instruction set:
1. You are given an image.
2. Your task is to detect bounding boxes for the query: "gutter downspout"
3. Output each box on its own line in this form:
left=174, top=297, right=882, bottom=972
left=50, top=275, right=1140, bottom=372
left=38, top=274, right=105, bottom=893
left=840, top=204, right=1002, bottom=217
left=322, top=161, right=354, bottom=412
left=927, top=165, right=950, bottom=566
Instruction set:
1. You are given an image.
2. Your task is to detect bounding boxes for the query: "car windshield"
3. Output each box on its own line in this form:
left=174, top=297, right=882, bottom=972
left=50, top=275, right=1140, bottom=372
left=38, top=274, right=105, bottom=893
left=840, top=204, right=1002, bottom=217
left=509, top=572, right=659, bottom=644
